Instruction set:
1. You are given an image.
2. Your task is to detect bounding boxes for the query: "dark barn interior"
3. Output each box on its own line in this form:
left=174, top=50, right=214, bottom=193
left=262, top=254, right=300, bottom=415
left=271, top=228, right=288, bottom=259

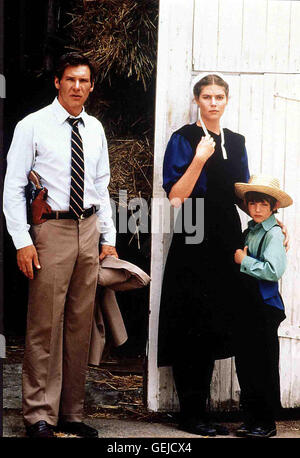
left=3, top=0, right=158, bottom=370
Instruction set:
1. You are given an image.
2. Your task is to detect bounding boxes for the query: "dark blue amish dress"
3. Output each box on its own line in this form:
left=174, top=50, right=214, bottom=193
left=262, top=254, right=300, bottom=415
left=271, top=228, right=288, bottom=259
left=157, top=123, right=250, bottom=366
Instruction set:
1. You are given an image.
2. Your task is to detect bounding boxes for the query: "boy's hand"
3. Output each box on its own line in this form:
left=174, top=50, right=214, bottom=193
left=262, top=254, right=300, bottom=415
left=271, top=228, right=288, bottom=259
left=234, top=246, right=248, bottom=264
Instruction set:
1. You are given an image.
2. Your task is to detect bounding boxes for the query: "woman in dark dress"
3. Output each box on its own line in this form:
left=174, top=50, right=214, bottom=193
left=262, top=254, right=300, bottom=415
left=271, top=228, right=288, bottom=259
left=157, top=73, right=250, bottom=436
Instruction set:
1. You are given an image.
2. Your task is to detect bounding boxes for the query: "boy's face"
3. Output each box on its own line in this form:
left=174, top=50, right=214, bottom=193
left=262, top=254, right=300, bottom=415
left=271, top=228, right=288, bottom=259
left=247, top=199, right=276, bottom=223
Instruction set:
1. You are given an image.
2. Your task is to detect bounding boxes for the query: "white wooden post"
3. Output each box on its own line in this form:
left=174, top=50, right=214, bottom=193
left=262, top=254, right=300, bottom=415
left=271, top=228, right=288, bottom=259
left=147, top=0, right=194, bottom=411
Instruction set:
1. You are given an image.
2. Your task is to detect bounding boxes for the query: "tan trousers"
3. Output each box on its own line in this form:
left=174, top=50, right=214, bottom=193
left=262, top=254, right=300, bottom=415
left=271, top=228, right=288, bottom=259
left=22, top=215, right=100, bottom=426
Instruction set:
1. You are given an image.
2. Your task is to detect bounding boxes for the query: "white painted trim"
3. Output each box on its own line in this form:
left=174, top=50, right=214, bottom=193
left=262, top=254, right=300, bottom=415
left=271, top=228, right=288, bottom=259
left=147, top=0, right=194, bottom=412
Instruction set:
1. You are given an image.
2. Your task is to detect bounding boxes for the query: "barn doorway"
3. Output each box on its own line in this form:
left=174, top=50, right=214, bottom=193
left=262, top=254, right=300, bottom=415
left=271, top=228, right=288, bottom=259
left=3, top=0, right=158, bottom=422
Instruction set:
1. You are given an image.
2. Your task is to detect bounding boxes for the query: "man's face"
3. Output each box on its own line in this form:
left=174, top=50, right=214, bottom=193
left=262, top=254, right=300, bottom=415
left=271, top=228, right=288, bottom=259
left=54, top=65, right=94, bottom=116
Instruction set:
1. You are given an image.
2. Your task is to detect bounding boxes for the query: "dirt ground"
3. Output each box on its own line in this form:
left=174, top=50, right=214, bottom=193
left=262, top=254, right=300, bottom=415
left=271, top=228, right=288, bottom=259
left=3, top=340, right=300, bottom=439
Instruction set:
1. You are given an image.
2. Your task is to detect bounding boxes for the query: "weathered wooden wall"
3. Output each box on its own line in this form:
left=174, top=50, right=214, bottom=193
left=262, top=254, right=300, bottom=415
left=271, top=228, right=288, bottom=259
left=148, top=0, right=300, bottom=412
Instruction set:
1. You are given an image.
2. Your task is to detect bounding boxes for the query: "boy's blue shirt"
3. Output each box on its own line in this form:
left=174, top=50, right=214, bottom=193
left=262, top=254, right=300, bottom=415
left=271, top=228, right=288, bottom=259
left=240, top=214, right=287, bottom=310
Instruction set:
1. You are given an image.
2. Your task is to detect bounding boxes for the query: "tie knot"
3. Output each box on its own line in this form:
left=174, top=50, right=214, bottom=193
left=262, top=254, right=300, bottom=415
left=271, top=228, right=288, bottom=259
left=67, top=117, right=82, bottom=128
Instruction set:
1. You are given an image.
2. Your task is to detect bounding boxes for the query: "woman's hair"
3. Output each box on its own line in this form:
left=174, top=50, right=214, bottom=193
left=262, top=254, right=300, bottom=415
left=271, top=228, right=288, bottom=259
left=193, top=74, right=229, bottom=99
left=245, top=191, right=278, bottom=214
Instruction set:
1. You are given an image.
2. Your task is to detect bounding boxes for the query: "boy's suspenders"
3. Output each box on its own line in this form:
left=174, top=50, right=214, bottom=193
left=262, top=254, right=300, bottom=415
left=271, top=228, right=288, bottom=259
left=242, top=224, right=284, bottom=311
left=243, top=224, right=280, bottom=259
left=257, top=232, right=268, bottom=259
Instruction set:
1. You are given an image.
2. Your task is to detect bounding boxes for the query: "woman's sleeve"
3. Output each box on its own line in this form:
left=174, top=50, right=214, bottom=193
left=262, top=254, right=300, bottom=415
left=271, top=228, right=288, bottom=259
left=163, top=133, right=194, bottom=197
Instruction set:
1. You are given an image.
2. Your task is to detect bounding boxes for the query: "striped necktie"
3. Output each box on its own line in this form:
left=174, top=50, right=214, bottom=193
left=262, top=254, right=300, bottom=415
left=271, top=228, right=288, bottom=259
left=68, top=117, right=85, bottom=218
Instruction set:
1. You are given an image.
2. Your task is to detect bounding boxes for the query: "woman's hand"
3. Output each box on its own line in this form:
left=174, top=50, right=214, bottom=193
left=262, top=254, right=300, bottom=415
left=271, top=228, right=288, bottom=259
left=195, top=136, right=215, bottom=161
left=276, top=219, right=290, bottom=252
left=168, top=136, right=215, bottom=203
left=234, top=246, right=248, bottom=264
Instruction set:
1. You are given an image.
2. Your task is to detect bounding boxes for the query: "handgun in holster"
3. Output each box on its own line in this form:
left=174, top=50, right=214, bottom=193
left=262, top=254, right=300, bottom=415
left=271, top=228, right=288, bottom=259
left=28, top=170, right=52, bottom=225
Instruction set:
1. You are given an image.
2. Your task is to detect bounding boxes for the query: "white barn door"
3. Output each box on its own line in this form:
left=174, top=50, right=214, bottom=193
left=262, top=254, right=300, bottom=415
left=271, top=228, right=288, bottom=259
left=148, top=0, right=300, bottom=412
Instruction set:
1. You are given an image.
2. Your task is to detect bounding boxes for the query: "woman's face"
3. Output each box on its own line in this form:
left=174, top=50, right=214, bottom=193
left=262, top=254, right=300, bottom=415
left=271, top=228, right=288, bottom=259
left=196, top=84, right=228, bottom=123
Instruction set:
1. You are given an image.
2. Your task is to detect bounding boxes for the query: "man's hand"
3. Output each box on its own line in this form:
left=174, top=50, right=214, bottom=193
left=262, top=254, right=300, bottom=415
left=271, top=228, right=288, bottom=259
left=17, top=245, right=41, bottom=280
left=99, top=244, right=118, bottom=261
left=234, top=246, right=248, bottom=265
left=276, top=219, right=290, bottom=252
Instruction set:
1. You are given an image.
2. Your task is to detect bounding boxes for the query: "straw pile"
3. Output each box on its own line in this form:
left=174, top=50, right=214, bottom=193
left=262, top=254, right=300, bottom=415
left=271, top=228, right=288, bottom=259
left=108, top=136, right=153, bottom=202
left=67, top=0, right=158, bottom=89
left=64, top=1, right=157, bottom=204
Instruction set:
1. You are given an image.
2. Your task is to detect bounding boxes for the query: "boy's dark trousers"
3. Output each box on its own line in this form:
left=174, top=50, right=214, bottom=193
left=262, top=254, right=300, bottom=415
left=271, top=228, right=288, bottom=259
left=234, top=275, right=285, bottom=428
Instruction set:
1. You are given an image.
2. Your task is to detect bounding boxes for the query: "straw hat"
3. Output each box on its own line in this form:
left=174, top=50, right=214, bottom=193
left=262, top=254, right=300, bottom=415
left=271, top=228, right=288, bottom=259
left=235, top=175, right=293, bottom=208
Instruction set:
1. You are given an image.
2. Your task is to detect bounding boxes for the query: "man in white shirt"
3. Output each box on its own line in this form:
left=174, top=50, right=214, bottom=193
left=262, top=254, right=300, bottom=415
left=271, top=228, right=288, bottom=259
left=3, top=52, right=117, bottom=438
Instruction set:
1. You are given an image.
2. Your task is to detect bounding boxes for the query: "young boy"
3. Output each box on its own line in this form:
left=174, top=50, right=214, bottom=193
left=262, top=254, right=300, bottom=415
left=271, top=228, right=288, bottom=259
left=233, top=174, right=293, bottom=439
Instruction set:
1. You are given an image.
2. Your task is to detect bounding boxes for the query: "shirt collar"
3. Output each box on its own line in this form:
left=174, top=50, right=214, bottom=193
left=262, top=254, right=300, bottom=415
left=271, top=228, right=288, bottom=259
left=248, top=214, right=277, bottom=232
left=51, top=97, right=87, bottom=126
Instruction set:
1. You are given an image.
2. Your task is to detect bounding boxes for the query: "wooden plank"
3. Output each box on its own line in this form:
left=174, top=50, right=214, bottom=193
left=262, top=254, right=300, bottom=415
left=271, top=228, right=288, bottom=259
left=279, top=339, right=292, bottom=408
left=211, top=358, right=232, bottom=411
left=221, top=74, right=240, bottom=132
left=289, top=339, right=300, bottom=408
left=240, top=0, right=268, bottom=73
left=194, top=0, right=298, bottom=74
left=261, top=72, right=300, bottom=409
left=265, top=0, right=291, bottom=73
left=235, top=73, right=261, bottom=231
left=289, top=1, right=300, bottom=72
left=193, top=0, right=219, bottom=71
left=281, top=74, right=300, bottom=327
left=217, top=0, right=243, bottom=72
left=158, top=367, right=179, bottom=411
left=148, top=0, right=194, bottom=412
left=279, top=73, right=300, bottom=409
left=210, top=360, right=220, bottom=410
left=279, top=326, right=300, bottom=341
left=238, top=74, right=264, bottom=175
left=231, top=358, right=241, bottom=408
left=261, top=74, right=286, bottom=183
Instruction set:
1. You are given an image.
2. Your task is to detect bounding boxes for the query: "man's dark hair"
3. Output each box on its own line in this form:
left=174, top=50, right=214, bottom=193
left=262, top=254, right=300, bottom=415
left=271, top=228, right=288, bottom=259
left=245, top=191, right=278, bottom=214
left=55, top=52, right=96, bottom=83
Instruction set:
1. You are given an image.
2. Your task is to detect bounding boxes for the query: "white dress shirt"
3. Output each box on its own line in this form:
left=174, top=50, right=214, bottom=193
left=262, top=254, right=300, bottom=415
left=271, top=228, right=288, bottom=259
left=3, top=97, right=116, bottom=249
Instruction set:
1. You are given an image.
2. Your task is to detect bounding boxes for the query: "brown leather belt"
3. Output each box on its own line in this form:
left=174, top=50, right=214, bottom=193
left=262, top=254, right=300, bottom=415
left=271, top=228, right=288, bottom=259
left=42, top=206, right=98, bottom=220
